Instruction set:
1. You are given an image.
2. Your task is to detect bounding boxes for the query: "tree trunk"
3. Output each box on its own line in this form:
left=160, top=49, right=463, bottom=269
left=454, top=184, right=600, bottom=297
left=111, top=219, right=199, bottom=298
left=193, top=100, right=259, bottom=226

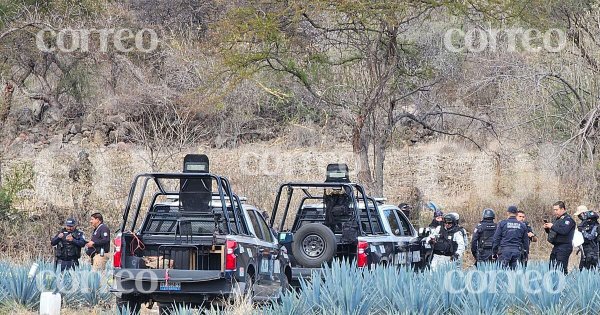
left=0, top=82, right=14, bottom=123
left=0, top=82, right=15, bottom=187
left=373, top=139, right=385, bottom=197
left=352, top=113, right=373, bottom=191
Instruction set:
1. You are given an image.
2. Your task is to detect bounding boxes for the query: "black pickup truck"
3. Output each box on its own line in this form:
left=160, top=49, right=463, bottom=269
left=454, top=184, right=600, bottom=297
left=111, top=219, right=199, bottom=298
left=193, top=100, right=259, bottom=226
left=269, top=164, right=426, bottom=285
left=111, top=155, right=291, bottom=313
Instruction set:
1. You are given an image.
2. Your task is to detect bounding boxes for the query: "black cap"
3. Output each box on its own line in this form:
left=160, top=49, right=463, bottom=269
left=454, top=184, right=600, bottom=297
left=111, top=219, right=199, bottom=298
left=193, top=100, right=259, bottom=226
left=507, top=206, right=518, bottom=214
left=65, top=218, right=77, bottom=227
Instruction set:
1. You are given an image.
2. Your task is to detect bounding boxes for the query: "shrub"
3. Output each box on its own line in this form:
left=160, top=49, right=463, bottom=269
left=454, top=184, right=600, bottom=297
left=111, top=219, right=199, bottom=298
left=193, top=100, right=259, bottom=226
left=0, top=162, right=34, bottom=220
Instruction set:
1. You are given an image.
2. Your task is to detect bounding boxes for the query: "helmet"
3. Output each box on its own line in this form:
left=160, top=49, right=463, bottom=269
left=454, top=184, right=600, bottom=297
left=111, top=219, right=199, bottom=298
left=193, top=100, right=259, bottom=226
left=579, top=210, right=599, bottom=221
left=482, top=208, right=495, bottom=220
left=447, top=212, right=460, bottom=223
left=443, top=214, right=456, bottom=225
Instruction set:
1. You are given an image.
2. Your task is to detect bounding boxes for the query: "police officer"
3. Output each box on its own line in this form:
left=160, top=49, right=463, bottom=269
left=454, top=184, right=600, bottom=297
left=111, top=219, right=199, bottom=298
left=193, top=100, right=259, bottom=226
left=51, top=218, right=86, bottom=271
left=398, top=203, right=412, bottom=219
left=85, top=212, right=111, bottom=271
left=516, top=210, right=538, bottom=265
left=543, top=201, right=575, bottom=274
left=430, top=214, right=465, bottom=269
left=492, top=205, right=529, bottom=269
left=471, top=208, right=497, bottom=266
left=574, top=205, right=599, bottom=270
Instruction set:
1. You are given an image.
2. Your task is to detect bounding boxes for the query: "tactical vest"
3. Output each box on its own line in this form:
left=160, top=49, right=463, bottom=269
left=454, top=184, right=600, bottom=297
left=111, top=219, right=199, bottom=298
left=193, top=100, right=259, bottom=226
left=580, top=222, right=600, bottom=259
left=55, top=231, right=83, bottom=260
left=433, top=227, right=458, bottom=256
left=477, top=221, right=497, bottom=259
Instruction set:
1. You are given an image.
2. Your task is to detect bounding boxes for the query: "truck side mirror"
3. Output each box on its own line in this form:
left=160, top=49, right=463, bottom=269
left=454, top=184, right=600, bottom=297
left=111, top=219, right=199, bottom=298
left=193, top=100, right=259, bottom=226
left=418, top=227, right=430, bottom=238
left=278, top=232, right=293, bottom=245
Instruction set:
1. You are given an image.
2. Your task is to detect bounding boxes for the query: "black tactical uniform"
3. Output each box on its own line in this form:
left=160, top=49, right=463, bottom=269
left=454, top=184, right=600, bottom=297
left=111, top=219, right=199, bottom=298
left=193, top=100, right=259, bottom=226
left=546, top=213, right=575, bottom=274
left=577, top=211, right=600, bottom=270
left=432, top=215, right=463, bottom=260
left=521, top=221, right=536, bottom=265
left=51, top=219, right=86, bottom=271
left=492, top=206, right=529, bottom=270
left=471, top=209, right=497, bottom=265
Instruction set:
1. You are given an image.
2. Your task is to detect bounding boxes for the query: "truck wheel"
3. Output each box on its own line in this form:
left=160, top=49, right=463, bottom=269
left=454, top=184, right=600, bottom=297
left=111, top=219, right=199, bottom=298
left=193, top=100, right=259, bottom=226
left=116, top=295, right=142, bottom=313
left=292, top=223, right=336, bottom=268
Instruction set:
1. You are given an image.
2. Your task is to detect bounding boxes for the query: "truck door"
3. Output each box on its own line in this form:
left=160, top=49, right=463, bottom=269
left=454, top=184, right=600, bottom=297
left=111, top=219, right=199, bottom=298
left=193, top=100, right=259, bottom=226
left=394, top=209, right=421, bottom=265
left=247, top=209, right=280, bottom=297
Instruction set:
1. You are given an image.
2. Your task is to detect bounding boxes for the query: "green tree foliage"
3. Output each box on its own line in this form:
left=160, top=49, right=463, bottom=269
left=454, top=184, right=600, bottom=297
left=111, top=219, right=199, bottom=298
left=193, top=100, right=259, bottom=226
left=217, top=0, right=496, bottom=194
left=0, top=162, right=34, bottom=220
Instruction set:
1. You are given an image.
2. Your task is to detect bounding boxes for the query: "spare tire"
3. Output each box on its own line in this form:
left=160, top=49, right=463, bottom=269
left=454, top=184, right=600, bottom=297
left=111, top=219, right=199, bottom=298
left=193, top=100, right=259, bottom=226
left=292, top=223, right=337, bottom=268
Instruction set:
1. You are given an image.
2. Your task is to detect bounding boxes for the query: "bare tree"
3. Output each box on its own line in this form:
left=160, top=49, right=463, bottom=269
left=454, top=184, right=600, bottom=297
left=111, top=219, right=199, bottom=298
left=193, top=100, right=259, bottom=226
left=218, top=1, right=496, bottom=195
left=129, top=99, right=205, bottom=171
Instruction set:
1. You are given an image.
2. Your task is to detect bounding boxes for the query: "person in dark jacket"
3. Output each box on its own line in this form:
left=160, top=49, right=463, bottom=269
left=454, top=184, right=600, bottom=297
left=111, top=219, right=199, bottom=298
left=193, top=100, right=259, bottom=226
left=574, top=205, right=599, bottom=270
left=492, top=206, right=530, bottom=269
left=85, top=212, right=111, bottom=271
left=398, top=203, right=412, bottom=219
left=430, top=214, right=466, bottom=269
left=543, top=201, right=575, bottom=274
left=429, top=210, right=444, bottom=230
left=471, top=208, right=497, bottom=266
left=516, top=210, right=538, bottom=265
left=51, top=218, right=86, bottom=271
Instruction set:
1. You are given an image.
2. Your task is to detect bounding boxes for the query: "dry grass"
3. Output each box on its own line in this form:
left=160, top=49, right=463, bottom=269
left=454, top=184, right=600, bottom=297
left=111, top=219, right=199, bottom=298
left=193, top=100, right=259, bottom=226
left=0, top=140, right=592, bottom=267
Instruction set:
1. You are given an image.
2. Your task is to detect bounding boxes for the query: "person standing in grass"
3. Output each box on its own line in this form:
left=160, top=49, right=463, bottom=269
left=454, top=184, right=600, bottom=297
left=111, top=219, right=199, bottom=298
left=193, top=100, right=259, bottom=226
left=51, top=218, right=86, bottom=271
left=544, top=201, right=575, bottom=274
left=492, top=206, right=530, bottom=270
left=516, top=210, right=538, bottom=265
left=430, top=214, right=465, bottom=269
left=471, top=208, right=497, bottom=266
left=574, top=205, right=600, bottom=270
left=85, top=212, right=111, bottom=271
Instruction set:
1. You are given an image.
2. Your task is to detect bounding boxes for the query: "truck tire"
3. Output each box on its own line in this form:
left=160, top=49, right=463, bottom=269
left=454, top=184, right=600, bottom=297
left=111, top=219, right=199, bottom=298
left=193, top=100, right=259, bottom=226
left=292, top=223, right=337, bottom=268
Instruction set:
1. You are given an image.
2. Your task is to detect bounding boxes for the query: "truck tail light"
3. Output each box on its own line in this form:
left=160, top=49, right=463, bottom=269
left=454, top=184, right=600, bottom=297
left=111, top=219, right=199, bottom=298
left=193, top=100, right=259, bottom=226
left=113, top=233, right=122, bottom=268
left=357, top=241, right=368, bottom=268
left=225, top=240, right=237, bottom=271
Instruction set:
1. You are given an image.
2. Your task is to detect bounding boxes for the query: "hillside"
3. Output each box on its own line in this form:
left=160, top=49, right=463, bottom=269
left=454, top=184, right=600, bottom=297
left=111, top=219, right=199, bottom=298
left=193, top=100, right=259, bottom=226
left=0, top=1, right=599, bottom=264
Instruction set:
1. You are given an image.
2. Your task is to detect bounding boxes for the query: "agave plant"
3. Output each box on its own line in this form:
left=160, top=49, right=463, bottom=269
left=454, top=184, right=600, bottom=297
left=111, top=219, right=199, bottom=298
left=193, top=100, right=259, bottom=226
left=427, top=262, right=465, bottom=313
left=170, top=303, right=202, bottom=315
left=60, top=269, right=112, bottom=308
left=114, top=304, right=138, bottom=315
left=261, top=291, right=307, bottom=315
left=4, top=258, right=600, bottom=314
left=0, top=264, right=41, bottom=309
left=371, top=264, right=442, bottom=314
left=561, top=268, right=600, bottom=314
